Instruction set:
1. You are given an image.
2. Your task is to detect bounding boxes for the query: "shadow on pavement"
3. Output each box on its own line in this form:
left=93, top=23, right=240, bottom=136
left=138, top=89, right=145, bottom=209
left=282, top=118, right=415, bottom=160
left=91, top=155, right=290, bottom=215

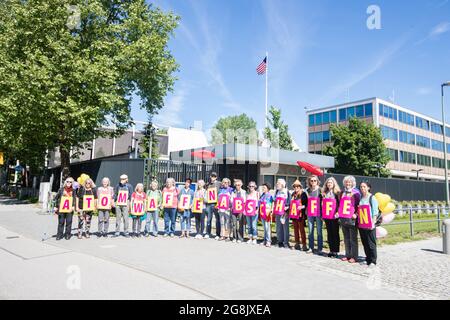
left=421, top=248, right=444, bottom=254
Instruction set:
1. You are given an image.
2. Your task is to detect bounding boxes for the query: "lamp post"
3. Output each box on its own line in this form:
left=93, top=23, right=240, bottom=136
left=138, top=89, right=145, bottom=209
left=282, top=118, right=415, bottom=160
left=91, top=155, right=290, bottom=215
left=372, top=163, right=384, bottom=178
left=442, top=82, right=450, bottom=206
left=411, top=168, right=423, bottom=181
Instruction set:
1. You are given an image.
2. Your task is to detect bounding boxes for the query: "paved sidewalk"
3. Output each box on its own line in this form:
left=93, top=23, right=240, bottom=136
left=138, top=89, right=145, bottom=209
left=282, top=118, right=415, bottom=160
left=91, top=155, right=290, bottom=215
left=0, top=196, right=448, bottom=299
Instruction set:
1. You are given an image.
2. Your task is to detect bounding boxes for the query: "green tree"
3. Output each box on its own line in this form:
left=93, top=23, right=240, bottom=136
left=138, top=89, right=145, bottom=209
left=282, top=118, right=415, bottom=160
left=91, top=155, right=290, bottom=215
left=139, top=122, right=160, bottom=159
left=211, top=114, right=258, bottom=145
left=323, top=117, right=391, bottom=176
left=264, top=106, right=296, bottom=150
left=0, top=0, right=179, bottom=177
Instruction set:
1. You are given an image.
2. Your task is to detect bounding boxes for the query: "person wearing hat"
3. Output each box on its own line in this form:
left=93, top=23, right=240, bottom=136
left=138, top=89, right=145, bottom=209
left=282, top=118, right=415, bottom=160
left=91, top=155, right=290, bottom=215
left=205, top=172, right=222, bottom=239
left=113, top=174, right=133, bottom=238
left=291, top=180, right=308, bottom=251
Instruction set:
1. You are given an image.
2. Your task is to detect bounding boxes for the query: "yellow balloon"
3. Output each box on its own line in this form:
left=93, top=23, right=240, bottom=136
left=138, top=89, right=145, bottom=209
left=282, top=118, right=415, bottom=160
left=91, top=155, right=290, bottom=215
left=381, top=202, right=395, bottom=214
left=375, top=193, right=391, bottom=211
left=77, top=177, right=82, bottom=184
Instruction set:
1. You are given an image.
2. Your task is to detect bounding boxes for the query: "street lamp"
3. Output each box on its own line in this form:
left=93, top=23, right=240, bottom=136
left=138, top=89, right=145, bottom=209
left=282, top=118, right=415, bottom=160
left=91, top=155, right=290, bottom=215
left=442, top=82, right=450, bottom=206
left=372, top=163, right=384, bottom=178
left=411, top=168, right=423, bottom=181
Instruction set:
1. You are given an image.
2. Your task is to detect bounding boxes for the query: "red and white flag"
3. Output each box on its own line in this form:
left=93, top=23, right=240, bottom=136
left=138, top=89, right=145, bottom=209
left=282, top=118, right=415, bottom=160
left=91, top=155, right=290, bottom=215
left=256, top=57, right=267, bottom=75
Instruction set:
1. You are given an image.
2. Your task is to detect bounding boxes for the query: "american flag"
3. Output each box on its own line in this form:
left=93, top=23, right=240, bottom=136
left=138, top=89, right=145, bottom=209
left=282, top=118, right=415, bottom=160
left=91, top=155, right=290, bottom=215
left=256, top=57, right=267, bottom=75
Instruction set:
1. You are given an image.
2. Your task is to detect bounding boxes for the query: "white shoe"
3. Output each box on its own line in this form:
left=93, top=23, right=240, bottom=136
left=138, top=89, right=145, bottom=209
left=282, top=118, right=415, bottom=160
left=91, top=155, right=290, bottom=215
left=232, top=239, right=237, bottom=243
left=214, top=236, right=220, bottom=240
left=252, top=239, right=257, bottom=245
left=237, top=240, right=242, bottom=243
left=246, top=239, right=252, bottom=244
left=203, top=234, right=209, bottom=239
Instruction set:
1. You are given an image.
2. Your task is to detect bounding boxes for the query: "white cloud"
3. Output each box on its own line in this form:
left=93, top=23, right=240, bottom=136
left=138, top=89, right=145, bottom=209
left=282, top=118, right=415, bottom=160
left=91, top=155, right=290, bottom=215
left=430, top=22, right=450, bottom=37
left=154, top=87, right=187, bottom=127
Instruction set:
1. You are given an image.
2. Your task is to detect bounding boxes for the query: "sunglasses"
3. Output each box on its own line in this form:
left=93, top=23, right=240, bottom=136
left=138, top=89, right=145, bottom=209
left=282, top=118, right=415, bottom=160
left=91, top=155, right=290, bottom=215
left=248, top=185, right=256, bottom=188
left=66, top=181, right=73, bottom=184
left=310, top=180, right=318, bottom=182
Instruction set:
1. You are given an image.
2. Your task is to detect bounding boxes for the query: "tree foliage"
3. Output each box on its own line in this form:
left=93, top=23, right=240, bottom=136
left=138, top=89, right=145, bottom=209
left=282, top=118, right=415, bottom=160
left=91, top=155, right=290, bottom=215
left=139, top=122, right=160, bottom=159
left=264, top=106, right=295, bottom=151
left=0, top=0, right=179, bottom=176
left=323, top=117, right=391, bottom=177
left=211, top=114, right=258, bottom=145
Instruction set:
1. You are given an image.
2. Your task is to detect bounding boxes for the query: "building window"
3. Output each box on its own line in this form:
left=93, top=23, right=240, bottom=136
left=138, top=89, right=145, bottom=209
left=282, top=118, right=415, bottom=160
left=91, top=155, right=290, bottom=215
left=330, top=110, right=337, bottom=123
left=322, top=111, right=330, bottom=124
left=323, top=131, right=330, bottom=142
left=417, top=154, right=431, bottom=167
left=364, top=103, right=373, bottom=117
left=447, top=143, right=450, bottom=153
left=431, top=122, right=443, bottom=135
left=399, top=151, right=416, bottom=164
left=399, top=130, right=415, bottom=145
left=398, top=110, right=414, bottom=126
left=386, top=148, right=398, bottom=161
left=432, top=157, right=445, bottom=169
left=347, top=106, right=355, bottom=119
left=263, top=175, right=275, bottom=189
left=355, top=105, right=364, bottom=118
left=446, top=127, right=450, bottom=138
left=339, top=108, right=346, bottom=122
left=416, top=116, right=430, bottom=131
left=380, top=125, right=398, bottom=141
left=416, top=135, right=431, bottom=149
left=315, top=132, right=323, bottom=144
left=379, top=103, right=397, bottom=120
left=309, top=115, right=314, bottom=127
left=308, top=133, right=315, bottom=145
left=315, top=113, right=322, bottom=126
left=431, top=139, right=444, bottom=152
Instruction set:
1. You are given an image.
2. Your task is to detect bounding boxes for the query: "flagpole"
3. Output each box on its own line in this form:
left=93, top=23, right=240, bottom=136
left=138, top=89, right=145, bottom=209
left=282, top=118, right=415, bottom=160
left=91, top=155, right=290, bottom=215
left=265, top=51, right=268, bottom=128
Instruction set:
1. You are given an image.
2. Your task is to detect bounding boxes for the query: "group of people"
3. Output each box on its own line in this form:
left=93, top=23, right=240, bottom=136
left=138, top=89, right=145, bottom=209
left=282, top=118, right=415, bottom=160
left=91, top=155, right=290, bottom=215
left=54, top=172, right=379, bottom=266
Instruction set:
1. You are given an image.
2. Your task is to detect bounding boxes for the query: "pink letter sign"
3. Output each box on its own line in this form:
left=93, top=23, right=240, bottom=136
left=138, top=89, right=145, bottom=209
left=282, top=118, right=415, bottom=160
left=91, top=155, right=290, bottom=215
left=146, top=196, right=158, bottom=212
left=338, top=196, right=354, bottom=218
left=192, top=198, right=204, bottom=213
left=98, top=195, right=112, bottom=210
left=116, top=190, right=128, bottom=206
left=357, top=205, right=373, bottom=229
left=307, top=197, right=320, bottom=217
left=244, top=199, right=257, bottom=216
left=322, top=198, right=337, bottom=220
left=273, top=197, right=286, bottom=216
left=289, top=200, right=302, bottom=219
left=259, top=202, right=270, bottom=220
left=132, top=201, right=145, bottom=216
left=232, top=198, right=244, bottom=215
left=82, top=195, right=95, bottom=212
left=218, top=194, right=230, bottom=210
left=59, top=196, right=73, bottom=213
left=178, top=194, right=191, bottom=210
left=162, top=192, right=175, bottom=208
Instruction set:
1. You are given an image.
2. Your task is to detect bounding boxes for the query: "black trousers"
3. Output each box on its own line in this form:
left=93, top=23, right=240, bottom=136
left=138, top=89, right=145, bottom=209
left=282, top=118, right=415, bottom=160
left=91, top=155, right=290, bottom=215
left=57, top=213, right=73, bottom=237
left=341, top=223, right=358, bottom=259
left=325, top=219, right=340, bottom=253
left=230, top=213, right=245, bottom=241
left=195, top=211, right=206, bottom=235
left=359, top=228, right=377, bottom=265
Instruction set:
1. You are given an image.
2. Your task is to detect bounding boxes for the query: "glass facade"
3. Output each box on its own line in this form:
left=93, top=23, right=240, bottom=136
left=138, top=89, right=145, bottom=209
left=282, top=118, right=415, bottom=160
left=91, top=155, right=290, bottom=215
left=386, top=148, right=398, bottom=161
left=399, top=151, right=416, bottom=164
left=399, top=130, right=415, bottom=145
left=416, top=135, right=431, bottom=149
left=308, top=110, right=337, bottom=127
left=379, top=104, right=398, bottom=120
left=431, top=139, right=444, bottom=152
left=338, top=103, right=373, bottom=122
left=380, top=125, right=398, bottom=141
left=417, top=154, right=431, bottom=167
left=415, top=116, right=430, bottom=131
left=309, top=131, right=331, bottom=145
left=432, top=157, right=445, bottom=169
left=398, top=110, right=415, bottom=126
left=431, top=122, right=443, bottom=135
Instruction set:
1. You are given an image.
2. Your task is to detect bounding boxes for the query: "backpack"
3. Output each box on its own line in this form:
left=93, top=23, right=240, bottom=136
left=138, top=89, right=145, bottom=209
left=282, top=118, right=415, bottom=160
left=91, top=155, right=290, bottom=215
left=368, top=195, right=383, bottom=227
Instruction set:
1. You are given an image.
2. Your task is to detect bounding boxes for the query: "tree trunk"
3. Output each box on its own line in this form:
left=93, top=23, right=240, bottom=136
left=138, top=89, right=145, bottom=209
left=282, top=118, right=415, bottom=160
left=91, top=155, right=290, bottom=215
left=60, top=147, right=71, bottom=180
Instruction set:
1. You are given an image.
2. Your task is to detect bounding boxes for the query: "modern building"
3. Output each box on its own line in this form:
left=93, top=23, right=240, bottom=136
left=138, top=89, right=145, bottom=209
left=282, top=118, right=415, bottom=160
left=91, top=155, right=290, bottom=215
left=47, top=125, right=208, bottom=168
left=307, top=97, right=450, bottom=181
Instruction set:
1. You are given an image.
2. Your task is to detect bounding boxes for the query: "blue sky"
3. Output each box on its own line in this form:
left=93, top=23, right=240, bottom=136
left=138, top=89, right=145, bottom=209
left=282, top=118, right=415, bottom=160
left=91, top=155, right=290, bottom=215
left=131, top=0, right=450, bottom=151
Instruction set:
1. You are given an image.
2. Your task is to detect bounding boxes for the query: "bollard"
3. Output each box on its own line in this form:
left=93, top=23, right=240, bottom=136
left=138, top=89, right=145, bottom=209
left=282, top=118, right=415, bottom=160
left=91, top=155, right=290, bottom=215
left=443, top=219, right=450, bottom=255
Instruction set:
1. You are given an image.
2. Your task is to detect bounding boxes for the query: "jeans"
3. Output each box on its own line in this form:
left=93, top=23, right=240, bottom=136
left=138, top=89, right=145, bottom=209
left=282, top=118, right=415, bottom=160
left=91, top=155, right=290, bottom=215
left=115, top=205, right=129, bottom=235
left=263, top=220, right=272, bottom=244
left=230, top=213, right=244, bottom=241
left=145, top=210, right=159, bottom=235
left=276, top=214, right=290, bottom=247
left=246, top=213, right=259, bottom=239
left=164, top=207, right=177, bottom=235
left=342, top=224, right=359, bottom=259
left=219, top=211, right=231, bottom=237
left=307, top=216, right=323, bottom=251
left=179, top=210, right=192, bottom=232
left=194, top=210, right=206, bottom=235
left=132, top=217, right=142, bottom=234
left=57, top=213, right=73, bottom=237
left=98, top=210, right=110, bottom=234
left=359, top=228, right=377, bottom=264
left=325, top=219, right=341, bottom=253
left=205, top=203, right=220, bottom=237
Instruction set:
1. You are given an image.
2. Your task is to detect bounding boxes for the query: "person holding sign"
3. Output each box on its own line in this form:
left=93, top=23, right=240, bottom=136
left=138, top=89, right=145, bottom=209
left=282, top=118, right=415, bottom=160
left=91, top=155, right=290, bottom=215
left=178, top=178, right=195, bottom=238
left=162, top=177, right=179, bottom=237
left=290, top=180, right=308, bottom=251
left=205, top=172, right=221, bottom=239
left=305, top=175, right=323, bottom=254
left=339, top=176, right=361, bottom=263
left=230, top=179, right=246, bottom=243
left=357, top=182, right=379, bottom=266
left=54, top=177, right=76, bottom=240
left=144, top=180, right=162, bottom=237
left=113, top=174, right=133, bottom=238
left=130, top=183, right=146, bottom=237
left=259, top=182, right=274, bottom=247
left=321, top=177, right=341, bottom=258
left=274, top=179, right=291, bottom=248
left=193, top=180, right=207, bottom=239
left=245, top=181, right=260, bottom=244
left=76, top=178, right=97, bottom=239
left=96, top=177, right=114, bottom=238
left=217, top=178, right=233, bottom=241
